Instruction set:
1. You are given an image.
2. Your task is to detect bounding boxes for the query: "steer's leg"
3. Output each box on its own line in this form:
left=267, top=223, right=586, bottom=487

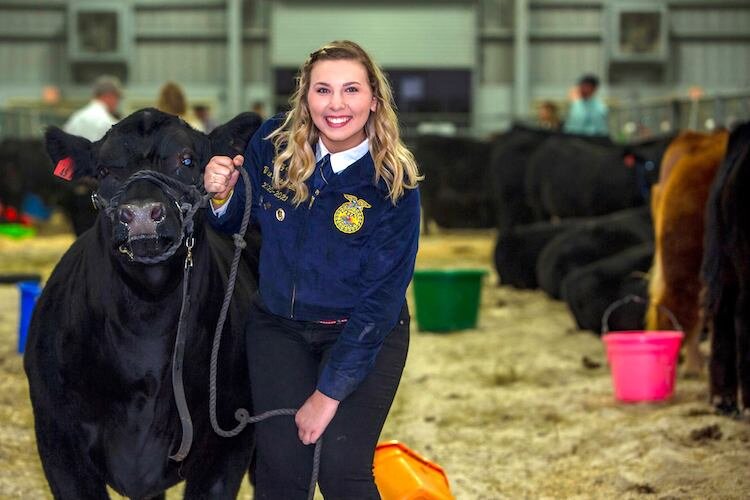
left=182, top=444, right=251, bottom=500
left=736, top=289, right=750, bottom=417
left=710, top=286, right=739, bottom=415
left=32, top=408, right=108, bottom=500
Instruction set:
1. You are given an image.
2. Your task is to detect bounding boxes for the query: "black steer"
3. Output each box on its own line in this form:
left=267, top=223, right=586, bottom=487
left=493, top=217, right=586, bottom=289
left=24, top=108, right=262, bottom=499
left=701, top=121, right=750, bottom=415
left=412, top=134, right=494, bottom=229
left=525, top=134, right=673, bottom=220
left=488, top=124, right=554, bottom=233
left=536, top=207, right=653, bottom=299
left=0, top=137, right=97, bottom=235
left=561, top=242, right=653, bottom=333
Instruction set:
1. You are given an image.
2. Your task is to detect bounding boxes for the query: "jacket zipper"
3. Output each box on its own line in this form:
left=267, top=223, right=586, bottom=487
left=289, top=187, right=320, bottom=318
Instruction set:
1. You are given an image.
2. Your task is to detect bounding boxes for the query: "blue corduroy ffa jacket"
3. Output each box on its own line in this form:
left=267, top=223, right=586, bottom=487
left=207, top=116, right=420, bottom=401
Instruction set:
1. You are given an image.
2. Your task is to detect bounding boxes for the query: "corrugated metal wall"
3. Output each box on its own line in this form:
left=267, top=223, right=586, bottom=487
left=0, top=0, right=748, bottom=136
left=270, top=3, right=476, bottom=68
left=0, top=5, right=66, bottom=84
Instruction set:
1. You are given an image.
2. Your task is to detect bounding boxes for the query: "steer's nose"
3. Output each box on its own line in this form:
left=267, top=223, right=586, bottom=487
left=118, top=202, right=167, bottom=237
left=118, top=206, right=135, bottom=225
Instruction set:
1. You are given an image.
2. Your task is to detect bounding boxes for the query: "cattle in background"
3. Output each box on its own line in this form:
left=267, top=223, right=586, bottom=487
left=0, top=137, right=97, bottom=235
left=494, top=217, right=585, bottom=289
left=525, top=134, right=673, bottom=221
left=411, top=134, right=494, bottom=229
left=536, top=207, right=653, bottom=299
left=488, top=124, right=554, bottom=233
left=647, top=129, right=729, bottom=376
left=701, top=122, right=750, bottom=415
left=24, top=109, right=262, bottom=499
left=561, top=242, right=653, bottom=333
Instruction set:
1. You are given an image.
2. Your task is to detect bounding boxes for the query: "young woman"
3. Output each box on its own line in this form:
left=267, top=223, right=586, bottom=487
left=204, top=40, right=422, bottom=498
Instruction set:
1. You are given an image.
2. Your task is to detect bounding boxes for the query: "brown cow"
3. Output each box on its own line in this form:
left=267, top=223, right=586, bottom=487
left=647, top=129, right=729, bottom=375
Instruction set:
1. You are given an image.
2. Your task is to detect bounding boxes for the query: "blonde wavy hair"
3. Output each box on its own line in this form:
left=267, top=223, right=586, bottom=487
left=266, top=40, right=422, bottom=205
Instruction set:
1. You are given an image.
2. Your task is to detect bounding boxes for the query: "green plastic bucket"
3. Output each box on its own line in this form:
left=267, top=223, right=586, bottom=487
left=0, top=223, right=36, bottom=239
left=412, top=269, right=487, bottom=332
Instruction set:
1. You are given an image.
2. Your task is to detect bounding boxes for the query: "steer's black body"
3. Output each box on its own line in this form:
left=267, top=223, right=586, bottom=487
left=24, top=108, right=262, bottom=499
left=412, top=134, right=494, bottom=229
left=0, top=137, right=97, bottom=235
left=493, top=217, right=586, bottom=289
left=535, top=207, right=653, bottom=299
left=561, top=242, right=653, bottom=333
left=525, top=134, right=673, bottom=220
left=488, top=124, right=556, bottom=233
left=701, top=121, right=750, bottom=415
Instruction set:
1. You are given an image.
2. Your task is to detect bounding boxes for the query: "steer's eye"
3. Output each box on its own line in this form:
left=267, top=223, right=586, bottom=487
left=97, top=166, right=109, bottom=178
left=181, top=155, right=193, bottom=167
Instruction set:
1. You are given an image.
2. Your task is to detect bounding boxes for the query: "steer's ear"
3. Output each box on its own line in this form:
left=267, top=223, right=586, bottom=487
left=44, top=126, right=96, bottom=181
left=209, top=112, right=263, bottom=158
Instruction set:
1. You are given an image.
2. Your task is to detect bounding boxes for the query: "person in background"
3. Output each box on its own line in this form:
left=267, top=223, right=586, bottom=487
left=563, top=74, right=609, bottom=136
left=250, top=100, right=268, bottom=120
left=537, top=100, right=561, bottom=130
left=193, top=104, right=218, bottom=133
left=204, top=40, right=421, bottom=499
left=156, top=81, right=205, bottom=132
left=63, top=75, right=122, bottom=141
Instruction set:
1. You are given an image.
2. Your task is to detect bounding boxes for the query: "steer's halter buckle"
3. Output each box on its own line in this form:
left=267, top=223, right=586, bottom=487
left=91, top=192, right=106, bottom=210
left=118, top=244, right=134, bottom=260
left=184, top=236, right=194, bottom=269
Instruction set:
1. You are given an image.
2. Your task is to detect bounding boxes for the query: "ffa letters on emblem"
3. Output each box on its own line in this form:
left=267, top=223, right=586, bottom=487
left=334, top=194, right=371, bottom=234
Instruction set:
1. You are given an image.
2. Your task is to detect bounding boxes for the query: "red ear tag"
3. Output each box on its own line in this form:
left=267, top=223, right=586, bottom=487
left=54, top=156, right=75, bottom=181
left=623, top=154, right=636, bottom=168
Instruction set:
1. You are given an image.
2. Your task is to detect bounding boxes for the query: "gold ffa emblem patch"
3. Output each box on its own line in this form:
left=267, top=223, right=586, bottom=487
left=333, top=194, right=371, bottom=234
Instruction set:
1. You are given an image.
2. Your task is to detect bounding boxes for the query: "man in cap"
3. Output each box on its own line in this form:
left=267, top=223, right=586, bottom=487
left=63, top=75, right=123, bottom=141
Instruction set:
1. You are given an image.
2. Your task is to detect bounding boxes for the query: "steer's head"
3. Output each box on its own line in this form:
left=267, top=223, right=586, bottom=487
left=45, top=108, right=261, bottom=262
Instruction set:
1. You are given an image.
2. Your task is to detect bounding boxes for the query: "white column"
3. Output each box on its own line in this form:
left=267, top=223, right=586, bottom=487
left=227, top=0, right=243, bottom=119
left=513, top=0, right=530, bottom=118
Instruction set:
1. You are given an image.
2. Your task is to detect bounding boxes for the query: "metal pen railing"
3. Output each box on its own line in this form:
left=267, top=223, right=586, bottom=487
left=608, top=90, right=750, bottom=141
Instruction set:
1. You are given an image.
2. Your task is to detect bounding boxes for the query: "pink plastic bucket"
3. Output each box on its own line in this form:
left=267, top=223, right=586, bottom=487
left=601, top=296, right=684, bottom=403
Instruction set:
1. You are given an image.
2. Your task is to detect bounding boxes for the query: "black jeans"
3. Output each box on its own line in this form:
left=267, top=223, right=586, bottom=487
left=246, top=295, right=410, bottom=499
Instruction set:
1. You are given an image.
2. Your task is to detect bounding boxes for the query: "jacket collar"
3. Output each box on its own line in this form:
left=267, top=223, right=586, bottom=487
left=315, top=137, right=370, bottom=174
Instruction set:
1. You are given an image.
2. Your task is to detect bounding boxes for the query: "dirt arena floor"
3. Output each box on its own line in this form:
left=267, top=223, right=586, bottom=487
left=1, top=225, right=749, bottom=499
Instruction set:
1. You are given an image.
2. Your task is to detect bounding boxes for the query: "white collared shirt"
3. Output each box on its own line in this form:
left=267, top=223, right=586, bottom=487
left=63, top=99, right=118, bottom=142
left=213, top=137, right=371, bottom=216
left=316, top=137, right=370, bottom=173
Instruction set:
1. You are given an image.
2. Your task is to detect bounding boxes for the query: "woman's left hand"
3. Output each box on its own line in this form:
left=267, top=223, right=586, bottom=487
left=295, top=390, right=340, bottom=445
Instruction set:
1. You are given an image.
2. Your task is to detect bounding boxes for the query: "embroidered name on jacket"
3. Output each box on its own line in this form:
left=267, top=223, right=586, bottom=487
left=261, top=166, right=289, bottom=202
left=334, top=194, right=371, bottom=234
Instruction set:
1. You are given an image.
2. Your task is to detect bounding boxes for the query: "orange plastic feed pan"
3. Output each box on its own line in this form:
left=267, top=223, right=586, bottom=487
left=374, top=441, right=454, bottom=500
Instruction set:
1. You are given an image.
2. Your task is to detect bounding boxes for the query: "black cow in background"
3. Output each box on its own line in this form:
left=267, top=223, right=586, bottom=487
left=561, top=242, right=653, bottom=333
left=411, top=134, right=494, bottom=230
left=487, top=124, right=616, bottom=233
left=0, top=137, right=97, bottom=235
left=536, top=206, right=653, bottom=299
left=488, top=124, right=554, bottom=233
left=525, top=134, right=673, bottom=220
left=24, top=108, right=262, bottom=499
left=701, top=121, right=750, bottom=415
left=494, top=217, right=586, bottom=289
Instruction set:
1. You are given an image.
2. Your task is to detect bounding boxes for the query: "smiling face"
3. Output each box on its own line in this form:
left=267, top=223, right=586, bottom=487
left=306, top=59, right=377, bottom=153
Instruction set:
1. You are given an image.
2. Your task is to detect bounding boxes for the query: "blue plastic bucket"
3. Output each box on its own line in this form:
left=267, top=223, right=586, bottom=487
left=18, top=280, right=42, bottom=354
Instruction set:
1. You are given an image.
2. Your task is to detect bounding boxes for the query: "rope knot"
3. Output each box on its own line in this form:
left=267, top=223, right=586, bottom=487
left=232, top=234, right=247, bottom=249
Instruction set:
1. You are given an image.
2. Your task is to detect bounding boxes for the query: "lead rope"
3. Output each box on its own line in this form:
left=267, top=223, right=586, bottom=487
left=204, top=168, right=322, bottom=500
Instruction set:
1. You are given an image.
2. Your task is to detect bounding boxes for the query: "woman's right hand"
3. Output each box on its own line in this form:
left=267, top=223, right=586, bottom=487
left=204, top=154, right=244, bottom=200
